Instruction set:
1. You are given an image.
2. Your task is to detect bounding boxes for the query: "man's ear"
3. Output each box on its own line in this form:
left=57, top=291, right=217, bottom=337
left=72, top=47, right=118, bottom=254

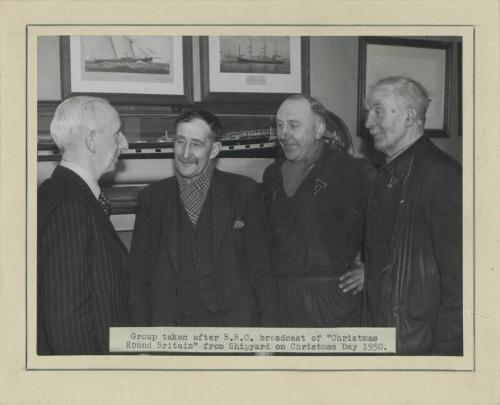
left=209, top=141, right=221, bottom=160
left=405, top=107, right=418, bottom=127
left=314, top=119, right=326, bottom=140
left=85, top=131, right=96, bottom=153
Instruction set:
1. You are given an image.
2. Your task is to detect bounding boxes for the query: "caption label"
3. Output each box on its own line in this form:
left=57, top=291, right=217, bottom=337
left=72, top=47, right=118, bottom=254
left=110, top=327, right=395, bottom=354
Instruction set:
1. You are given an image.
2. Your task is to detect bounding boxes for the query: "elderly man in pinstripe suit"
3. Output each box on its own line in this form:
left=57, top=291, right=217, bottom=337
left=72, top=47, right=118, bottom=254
left=38, top=96, right=129, bottom=355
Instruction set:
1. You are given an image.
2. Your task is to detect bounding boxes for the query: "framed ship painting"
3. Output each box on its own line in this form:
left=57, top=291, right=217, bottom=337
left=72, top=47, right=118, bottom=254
left=200, top=36, right=310, bottom=113
left=357, top=37, right=452, bottom=138
left=61, top=35, right=193, bottom=105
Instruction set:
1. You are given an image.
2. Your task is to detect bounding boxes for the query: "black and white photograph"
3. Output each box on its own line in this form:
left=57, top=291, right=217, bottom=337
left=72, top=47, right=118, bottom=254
left=35, top=33, right=466, bottom=360
left=3, top=1, right=499, bottom=402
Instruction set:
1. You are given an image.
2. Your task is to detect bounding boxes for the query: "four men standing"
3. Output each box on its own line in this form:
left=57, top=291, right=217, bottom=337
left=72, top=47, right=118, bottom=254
left=38, top=75, right=463, bottom=356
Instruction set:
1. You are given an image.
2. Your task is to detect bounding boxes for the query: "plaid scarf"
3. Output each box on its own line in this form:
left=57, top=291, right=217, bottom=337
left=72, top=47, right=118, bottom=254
left=176, top=162, right=215, bottom=224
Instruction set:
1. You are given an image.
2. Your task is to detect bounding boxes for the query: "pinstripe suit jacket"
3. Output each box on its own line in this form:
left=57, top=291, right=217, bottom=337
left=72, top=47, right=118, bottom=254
left=37, top=166, right=129, bottom=355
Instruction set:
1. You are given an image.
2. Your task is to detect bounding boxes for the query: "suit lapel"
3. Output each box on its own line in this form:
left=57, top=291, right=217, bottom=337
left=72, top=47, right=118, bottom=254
left=390, top=142, right=423, bottom=251
left=210, top=171, right=231, bottom=265
left=159, top=180, right=179, bottom=276
left=90, top=194, right=128, bottom=252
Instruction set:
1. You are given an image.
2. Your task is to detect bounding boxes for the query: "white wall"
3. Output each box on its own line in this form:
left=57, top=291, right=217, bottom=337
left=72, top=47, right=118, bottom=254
left=37, top=36, right=61, bottom=100
left=309, top=36, right=363, bottom=155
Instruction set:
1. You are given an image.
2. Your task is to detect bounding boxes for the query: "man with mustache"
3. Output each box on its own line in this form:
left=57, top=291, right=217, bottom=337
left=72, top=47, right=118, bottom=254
left=364, top=76, right=462, bottom=355
left=38, top=96, right=129, bottom=354
left=128, top=109, right=277, bottom=327
left=262, top=95, right=374, bottom=327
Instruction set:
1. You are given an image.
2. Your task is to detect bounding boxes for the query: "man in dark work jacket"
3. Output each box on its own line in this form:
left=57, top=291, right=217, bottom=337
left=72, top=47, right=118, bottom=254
left=364, top=76, right=462, bottom=355
left=38, top=96, right=129, bottom=354
left=262, top=95, right=374, bottom=327
left=128, top=110, right=277, bottom=327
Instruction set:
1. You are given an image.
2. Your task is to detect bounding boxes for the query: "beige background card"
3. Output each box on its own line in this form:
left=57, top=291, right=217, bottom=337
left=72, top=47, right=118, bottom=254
left=1, top=0, right=499, bottom=404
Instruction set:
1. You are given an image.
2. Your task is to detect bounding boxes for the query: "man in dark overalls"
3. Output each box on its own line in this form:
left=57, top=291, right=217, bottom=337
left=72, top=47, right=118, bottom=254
left=262, top=95, right=374, bottom=327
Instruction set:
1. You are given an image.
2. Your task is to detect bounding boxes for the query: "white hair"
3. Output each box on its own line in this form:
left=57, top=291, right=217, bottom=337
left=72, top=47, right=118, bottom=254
left=371, top=76, right=430, bottom=125
left=49, top=96, right=114, bottom=152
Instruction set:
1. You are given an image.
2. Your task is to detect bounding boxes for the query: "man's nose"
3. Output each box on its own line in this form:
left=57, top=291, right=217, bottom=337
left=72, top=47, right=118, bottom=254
left=183, top=142, right=192, bottom=159
left=364, top=111, right=375, bottom=128
left=118, top=132, right=129, bottom=151
left=278, top=124, right=290, bottom=140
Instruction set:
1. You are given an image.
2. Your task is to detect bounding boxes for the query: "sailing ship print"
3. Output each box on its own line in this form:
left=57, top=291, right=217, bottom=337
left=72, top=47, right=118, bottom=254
left=83, top=36, right=171, bottom=75
left=220, top=36, right=291, bottom=74
left=236, top=38, right=285, bottom=65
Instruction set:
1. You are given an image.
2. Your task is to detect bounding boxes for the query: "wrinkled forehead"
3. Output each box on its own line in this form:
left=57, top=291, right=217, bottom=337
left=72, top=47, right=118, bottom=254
left=277, top=98, right=314, bottom=121
left=365, top=85, right=406, bottom=108
left=176, top=117, right=213, bottom=140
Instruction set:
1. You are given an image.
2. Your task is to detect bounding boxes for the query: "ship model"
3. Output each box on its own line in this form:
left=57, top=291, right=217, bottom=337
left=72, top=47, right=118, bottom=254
left=158, top=123, right=279, bottom=155
left=39, top=109, right=352, bottom=161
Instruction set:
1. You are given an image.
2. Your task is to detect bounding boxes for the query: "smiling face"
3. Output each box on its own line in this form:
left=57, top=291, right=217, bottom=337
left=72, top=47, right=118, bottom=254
left=174, top=118, right=220, bottom=180
left=364, top=85, right=413, bottom=156
left=276, top=98, right=324, bottom=162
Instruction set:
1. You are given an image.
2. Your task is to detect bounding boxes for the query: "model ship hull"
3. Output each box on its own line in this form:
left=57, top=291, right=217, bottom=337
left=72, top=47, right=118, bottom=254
left=38, top=133, right=278, bottom=161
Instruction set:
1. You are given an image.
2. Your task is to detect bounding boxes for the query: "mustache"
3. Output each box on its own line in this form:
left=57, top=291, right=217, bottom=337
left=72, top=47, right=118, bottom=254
left=177, top=157, right=199, bottom=164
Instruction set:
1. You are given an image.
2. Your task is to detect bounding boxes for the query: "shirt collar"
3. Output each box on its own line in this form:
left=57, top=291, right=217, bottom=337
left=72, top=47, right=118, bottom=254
left=60, top=160, right=101, bottom=199
left=385, top=134, right=424, bottom=165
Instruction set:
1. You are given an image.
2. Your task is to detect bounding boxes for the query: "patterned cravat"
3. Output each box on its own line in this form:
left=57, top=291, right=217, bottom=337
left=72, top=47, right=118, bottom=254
left=98, top=191, right=112, bottom=216
left=176, top=162, right=215, bottom=224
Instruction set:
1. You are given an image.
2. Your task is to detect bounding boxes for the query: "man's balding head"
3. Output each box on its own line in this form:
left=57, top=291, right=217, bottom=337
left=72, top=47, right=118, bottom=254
left=276, top=94, right=327, bottom=162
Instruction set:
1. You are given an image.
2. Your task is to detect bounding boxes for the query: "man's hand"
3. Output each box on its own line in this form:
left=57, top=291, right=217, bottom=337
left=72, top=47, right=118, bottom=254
left=338, top=255, right=365, bottom=295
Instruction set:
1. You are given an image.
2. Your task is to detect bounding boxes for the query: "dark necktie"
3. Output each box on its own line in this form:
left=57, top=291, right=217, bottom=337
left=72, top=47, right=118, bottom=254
left=98, top=191, right=112, bottom=216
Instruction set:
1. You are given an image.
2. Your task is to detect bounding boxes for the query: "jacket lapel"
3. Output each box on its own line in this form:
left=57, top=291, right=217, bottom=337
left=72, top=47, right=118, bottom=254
left=210, top=171, right=231, bottom=265
left=389, top=139, right=426, bottom=252
left=159, top=180, right=179, bottom=276
left=91, top=194, right=128, bottom=252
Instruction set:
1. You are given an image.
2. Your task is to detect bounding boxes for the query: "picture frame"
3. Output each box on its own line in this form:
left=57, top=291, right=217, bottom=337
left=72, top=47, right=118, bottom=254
left=61, top=35, right=193, bottom=105
left=357, top=37, right=453, bottom=138
left=200, top=36, right=310, bottom=112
